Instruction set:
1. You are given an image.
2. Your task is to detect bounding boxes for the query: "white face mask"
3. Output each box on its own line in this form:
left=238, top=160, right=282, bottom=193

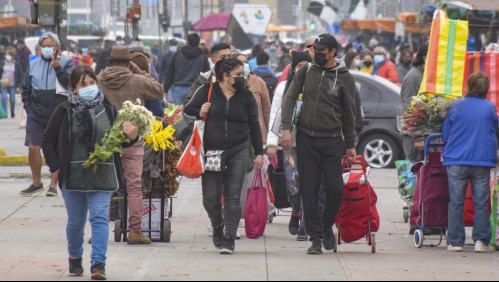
left=5, top=55, right=12, bottom=62
left=244, top=63, right=251, bottom=78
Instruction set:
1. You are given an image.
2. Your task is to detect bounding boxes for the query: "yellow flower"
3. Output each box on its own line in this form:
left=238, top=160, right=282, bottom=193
left=145, top=120, right=176, bottom=152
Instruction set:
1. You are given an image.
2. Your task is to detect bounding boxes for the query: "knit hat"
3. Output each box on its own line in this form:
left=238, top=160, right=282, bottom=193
left=291, top=51, right=312, bottom=71
left=129, top=41, right=144, bottom=53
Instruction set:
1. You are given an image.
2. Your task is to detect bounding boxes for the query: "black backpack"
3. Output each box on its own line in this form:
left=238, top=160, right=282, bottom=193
left=253, top=70, right=279, bottom=101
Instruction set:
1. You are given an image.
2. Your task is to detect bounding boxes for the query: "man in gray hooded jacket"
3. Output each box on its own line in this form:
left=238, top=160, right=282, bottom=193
left=281, top=34, right=357, bottom=255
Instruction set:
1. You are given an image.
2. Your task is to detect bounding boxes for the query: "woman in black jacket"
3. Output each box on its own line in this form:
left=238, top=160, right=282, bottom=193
left=42, top=65, right=138, bottom=280
left=184, top=58, right=264, bottom=255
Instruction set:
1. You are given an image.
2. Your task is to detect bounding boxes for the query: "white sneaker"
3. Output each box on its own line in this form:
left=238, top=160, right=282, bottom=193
left=447, top=245, right=464, bottom=252
left=475, top=241, right=495, bottom=253
left=207, top=225, right=213, bottom=237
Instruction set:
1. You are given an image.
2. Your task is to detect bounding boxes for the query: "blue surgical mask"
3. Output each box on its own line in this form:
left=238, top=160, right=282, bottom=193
left=244, top=63, right=251, bottom=78
left=169, top=46, right=177, bottom=53
left=42, top=47, right=54, bottom=59
left=78, top=85, right=100, bottom=101
left=374, top=55, right=385, bottom=65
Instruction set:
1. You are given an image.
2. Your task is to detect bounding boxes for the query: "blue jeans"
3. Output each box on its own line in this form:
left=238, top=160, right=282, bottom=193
left=447, top=166, right=491, bottom=247
left=61, top=188, right=112, bottom=263
left=168, top=86, right=190, bottom=106
left=1, top=86, right=16, bottom=116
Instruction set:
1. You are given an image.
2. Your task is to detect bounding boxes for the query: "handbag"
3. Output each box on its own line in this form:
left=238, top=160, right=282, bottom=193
left=177, top=84, right=213, bottom=178
left=205, top=150, right=224, bottom=172
left=0, top=78, right=11, bottom=88
left=244, top=169, right=268, bottom=239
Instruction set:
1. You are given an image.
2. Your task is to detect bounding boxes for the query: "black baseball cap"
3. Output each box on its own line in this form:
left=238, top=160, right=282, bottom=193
left=313, top=34, right=339, bottom=50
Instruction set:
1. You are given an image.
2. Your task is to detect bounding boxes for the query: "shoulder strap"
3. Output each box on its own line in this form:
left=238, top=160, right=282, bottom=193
left=202, top=84, right=214, bottom=121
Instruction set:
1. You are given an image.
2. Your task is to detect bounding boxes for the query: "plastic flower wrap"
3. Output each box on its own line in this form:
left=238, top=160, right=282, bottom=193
left=145, top=120, right=176, bottom=152
left=401, top=96, right=452, bottom=135
left=83, top=99, right=154, bottom=172
left=163, top=105, right=184, bottom=125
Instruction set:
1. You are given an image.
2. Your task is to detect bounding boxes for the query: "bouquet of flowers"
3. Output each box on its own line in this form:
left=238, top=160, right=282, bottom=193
left=401, top=96, right=453, bottom=135
left=83, top=99, right=154, bottom=172
left=145, top=120, right=176, bottom=152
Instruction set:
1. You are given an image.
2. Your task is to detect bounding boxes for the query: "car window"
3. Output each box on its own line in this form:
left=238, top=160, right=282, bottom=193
left=355, top=79, right=381, bottom=117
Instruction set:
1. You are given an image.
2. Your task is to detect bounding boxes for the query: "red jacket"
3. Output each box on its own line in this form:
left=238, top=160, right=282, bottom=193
left=377, top=61, right=399, bottom=84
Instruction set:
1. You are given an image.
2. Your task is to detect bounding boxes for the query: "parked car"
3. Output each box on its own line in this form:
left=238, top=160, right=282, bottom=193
left=351, top=71, right=403, bottom=168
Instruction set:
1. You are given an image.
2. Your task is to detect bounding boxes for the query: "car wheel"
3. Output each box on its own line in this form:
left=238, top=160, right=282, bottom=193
left=358, top=134, right=399, bottom=168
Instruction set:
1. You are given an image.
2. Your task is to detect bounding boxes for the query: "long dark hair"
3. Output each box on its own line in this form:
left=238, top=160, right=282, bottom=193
left=214, top=58, right=243, bottom=82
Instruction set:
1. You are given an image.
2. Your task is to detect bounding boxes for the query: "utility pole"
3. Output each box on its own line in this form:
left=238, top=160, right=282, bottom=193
left=183, top=0, right=189, bottom=38
left=200, top=0, right=204, bottom=19
left=56, top=0, right=68, bottom=50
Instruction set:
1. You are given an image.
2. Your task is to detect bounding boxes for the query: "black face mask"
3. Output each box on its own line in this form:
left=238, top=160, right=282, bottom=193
left=315, top=53, right=328, bottom=67
left=402, top=60, right=412, bottom=66
left=363, top=61, right=373, bottom=68
left=232, top=77, right=246, bottom=91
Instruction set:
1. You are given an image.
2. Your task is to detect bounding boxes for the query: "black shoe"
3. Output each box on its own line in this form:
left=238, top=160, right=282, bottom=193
left=68, top=257, right=83, bottom=276
left=297, top=228, right=308, bottom=242
left=20, top=184, right=44, bottom=196
left=307, top=238, right=323, bottom=255
left=91, top=262, right=107, bottom=280
left=323, top=227, right=336, bottom=251
left=11, top=113, right=15, bottom=119
left=288, top=215, right=300, bottom=236
left=220, top=236, right=235, bottom=255
left=213, top=225, right=224, bottom=249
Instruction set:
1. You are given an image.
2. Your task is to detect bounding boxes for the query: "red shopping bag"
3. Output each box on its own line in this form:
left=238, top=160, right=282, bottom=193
left=177, top=84, right=213, bottom=179
left=245, top=170, right=268, bottom=239
left=177, top=121, right=205, bottom=178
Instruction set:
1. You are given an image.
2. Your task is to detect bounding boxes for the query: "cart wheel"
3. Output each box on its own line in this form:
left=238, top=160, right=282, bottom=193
left=114, top=220, right=122, bottom=243
left=414, top=229, right=424, bottom=248
left=371, top=234, right=376, bottom=253
left=268, top=214, right=274, bottom=224
left=162, top=220, right=172, bottom=243
left=403, top=210, right=409, bottom=223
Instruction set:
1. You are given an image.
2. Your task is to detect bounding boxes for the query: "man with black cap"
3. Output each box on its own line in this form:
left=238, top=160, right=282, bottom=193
left=281, top=33, right=357, bottom=255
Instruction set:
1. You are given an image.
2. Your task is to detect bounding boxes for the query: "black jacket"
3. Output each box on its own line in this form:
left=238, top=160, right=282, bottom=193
left=0, top=60, right=23, bottom=88
left=41, top=98, right=137, bottom=189
left=184, top=83, right=265, bottom=156
left=164, top=46, right=210, bottom=92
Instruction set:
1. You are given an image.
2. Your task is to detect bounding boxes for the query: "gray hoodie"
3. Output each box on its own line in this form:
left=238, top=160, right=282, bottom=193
left=281, top=60, right=357, bottom=149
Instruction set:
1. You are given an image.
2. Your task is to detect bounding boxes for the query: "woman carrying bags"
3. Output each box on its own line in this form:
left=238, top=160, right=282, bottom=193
left=42, top=65, right=139, bottom=280
left=184, top=58, right=264, bottom=255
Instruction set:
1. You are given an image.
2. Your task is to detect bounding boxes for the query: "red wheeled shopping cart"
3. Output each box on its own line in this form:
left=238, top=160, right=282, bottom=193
left=336, top=156, right=380, bottom=253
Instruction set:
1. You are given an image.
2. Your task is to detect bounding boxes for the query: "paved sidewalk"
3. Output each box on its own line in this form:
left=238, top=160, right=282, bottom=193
left=1, top=169, right=498, bottom=281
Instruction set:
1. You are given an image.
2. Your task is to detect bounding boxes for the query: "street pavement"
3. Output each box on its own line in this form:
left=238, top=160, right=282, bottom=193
left=1, top=106, right=499, bottom=281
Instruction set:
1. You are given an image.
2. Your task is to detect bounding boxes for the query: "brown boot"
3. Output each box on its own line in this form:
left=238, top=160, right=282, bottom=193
left=127, top=232, right=152, bottom=245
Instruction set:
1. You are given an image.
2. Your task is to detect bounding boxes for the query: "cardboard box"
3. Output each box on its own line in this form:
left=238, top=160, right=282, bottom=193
left=128, top=199, right=170, bottom=239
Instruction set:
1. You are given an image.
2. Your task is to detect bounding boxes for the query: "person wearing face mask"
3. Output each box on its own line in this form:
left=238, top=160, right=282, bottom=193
left=281, top=33, right=357, bottom=255
left=159, top=39, right=178, bottom=84
left=234, top=53, right=271, bottom=144
left=267, top=50, right=312, bottom=242
left=0, top=47, right=23, bottom=118
left=359, top=50, right=374, bottom=74
left=20, top=32, right=75, bottom=197
left=184, top=58, right=264, bottom=255
left=343, top=51, right=361, bottom=71
left=397, top=50, right=414, bottom=84
left=186, top=43, right=232, bottom=104
left=42, top=65, right=139, bottom=280
left=372, top=46, right=399, bottom=84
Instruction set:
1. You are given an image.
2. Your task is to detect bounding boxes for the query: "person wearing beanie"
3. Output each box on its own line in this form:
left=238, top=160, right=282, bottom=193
left=372, top=46, right=399, bottom=84
left=266, top=50, right=312, bottom=242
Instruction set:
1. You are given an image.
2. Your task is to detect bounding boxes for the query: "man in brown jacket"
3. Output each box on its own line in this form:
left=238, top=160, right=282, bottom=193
left=98, top=45, right=164, bottom=245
